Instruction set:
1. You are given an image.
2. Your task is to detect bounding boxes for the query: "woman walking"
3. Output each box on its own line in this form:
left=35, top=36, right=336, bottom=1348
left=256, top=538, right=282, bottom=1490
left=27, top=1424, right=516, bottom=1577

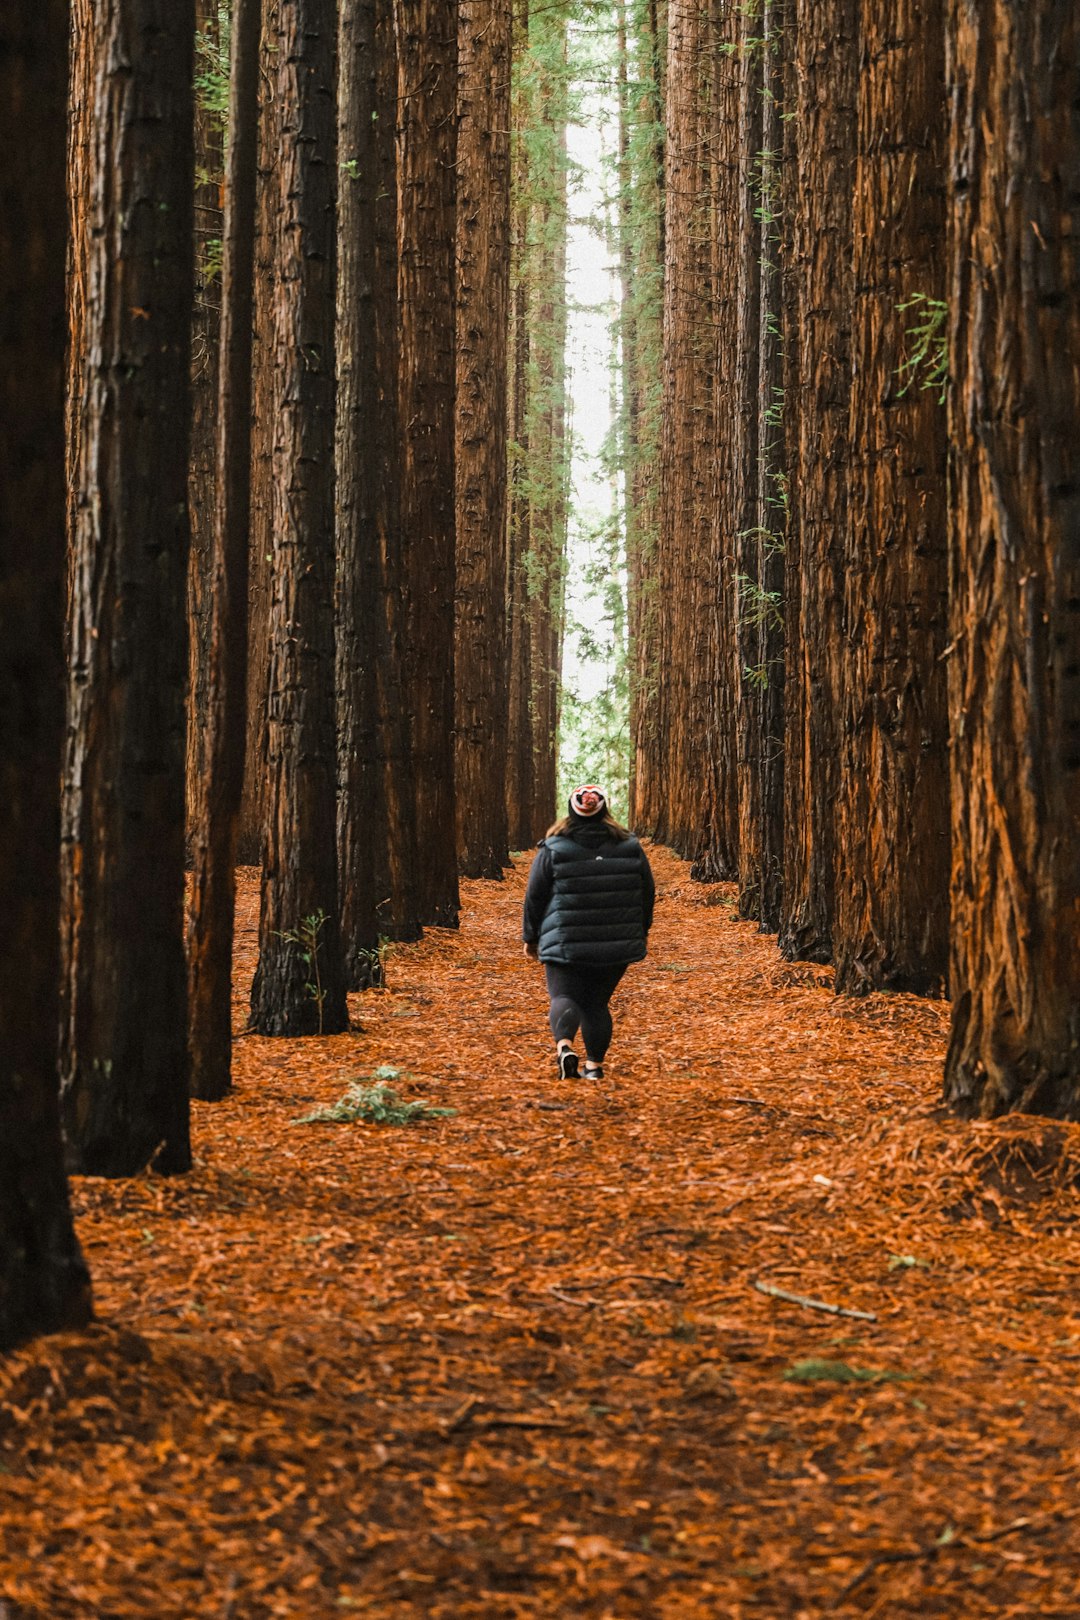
left=523, top=785, right=655, bottom=1079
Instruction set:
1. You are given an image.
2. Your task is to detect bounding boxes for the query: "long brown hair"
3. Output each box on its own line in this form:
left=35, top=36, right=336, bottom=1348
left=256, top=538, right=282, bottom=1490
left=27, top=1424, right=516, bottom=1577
left=544, top=809, right=634, bottom=841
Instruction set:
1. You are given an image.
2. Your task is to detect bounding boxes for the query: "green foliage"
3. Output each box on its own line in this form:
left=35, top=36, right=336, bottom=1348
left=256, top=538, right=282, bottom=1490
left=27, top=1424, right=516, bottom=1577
left=274, top=911, right=330, bottom=1035
left=293, top=1073, right=456, bottom=1127
left=896, top=293, right=949, bottom=404
left=737, top=573, right=784, bottom=632
left=888, top=1253, right=931, bottom=1272
left=195, top=3, right=231, bottom=132
left=784, top=1358, right=914, bottom=1385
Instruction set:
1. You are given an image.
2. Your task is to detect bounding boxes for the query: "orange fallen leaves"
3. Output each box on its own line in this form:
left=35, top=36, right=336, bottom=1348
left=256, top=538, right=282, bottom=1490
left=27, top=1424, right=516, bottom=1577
left=2, top=846, right=1080, bottom=1616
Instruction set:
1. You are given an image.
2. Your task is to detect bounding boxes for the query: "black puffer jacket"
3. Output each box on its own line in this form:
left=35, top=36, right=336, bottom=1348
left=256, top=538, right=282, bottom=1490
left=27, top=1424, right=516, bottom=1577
left=522, top=820, right=655, bottom=965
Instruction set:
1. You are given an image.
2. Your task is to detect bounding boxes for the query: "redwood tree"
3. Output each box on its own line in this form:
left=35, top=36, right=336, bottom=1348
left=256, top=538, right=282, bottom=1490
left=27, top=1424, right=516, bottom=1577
left=249, top=0, right=350, bottom=1035
left=833, top=0, right=950, bottom=995
left=396, top=0, right=461, bottom=926
left=1, top=0, right=94, bottom=1349
left=187, top=0, right=262, bottom=1096
left=778, top=0, right=857, bottom=964
left=943, top=0, right=1080, bottom=1115
left=336, top=0, right=385, bottom=983
left=62, top=0, right=195, bottom=1174
left=455, top=0, right=512, bottom=879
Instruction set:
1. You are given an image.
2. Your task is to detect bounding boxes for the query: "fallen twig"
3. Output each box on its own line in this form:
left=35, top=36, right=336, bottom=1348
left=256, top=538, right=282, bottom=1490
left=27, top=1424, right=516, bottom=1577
left=832, top=1514, right=1051, bottom=1607
left=752, top=1279, right=877, bottom=1322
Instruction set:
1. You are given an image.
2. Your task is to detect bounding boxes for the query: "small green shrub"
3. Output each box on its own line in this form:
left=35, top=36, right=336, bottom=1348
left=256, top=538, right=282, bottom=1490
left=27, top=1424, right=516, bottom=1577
left=293, top=1075, right=456, bottom=1127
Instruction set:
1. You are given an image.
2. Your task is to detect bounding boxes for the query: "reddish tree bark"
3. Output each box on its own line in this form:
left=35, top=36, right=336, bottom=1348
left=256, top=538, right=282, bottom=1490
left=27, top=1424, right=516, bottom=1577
left=833, top=0, right=950, bottom=995
left=455, top=0, right=512, bottom=878
left=778, top=0, right=857, bottom=964
left=1, top=0, right=94, bottom=1350
left=187, top=0, right=261, bottom=1097
left=61, top=0, right=196, bottom=1175
left=396, top=0, right=461, bottom=926
left=249, top=0, right=349, bottom=1036
left=944, top=0, right=1080, bottom=1115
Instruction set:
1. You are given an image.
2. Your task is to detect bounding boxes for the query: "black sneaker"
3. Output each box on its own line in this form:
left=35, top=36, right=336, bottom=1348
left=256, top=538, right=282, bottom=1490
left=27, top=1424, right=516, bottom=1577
left=583, top=1062, right=604, bottom=1081
left=558, top=1048, right=579, bottom=1080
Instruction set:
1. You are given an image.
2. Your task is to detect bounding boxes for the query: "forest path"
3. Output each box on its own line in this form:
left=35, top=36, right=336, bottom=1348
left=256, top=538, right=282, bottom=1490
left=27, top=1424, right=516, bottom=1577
left=4, top=849, right=1080, bottom=1617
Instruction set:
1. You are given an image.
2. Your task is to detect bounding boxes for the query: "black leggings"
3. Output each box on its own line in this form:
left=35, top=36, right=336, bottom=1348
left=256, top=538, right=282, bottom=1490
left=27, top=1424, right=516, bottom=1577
left=544, top=962, right=628, bottom=1061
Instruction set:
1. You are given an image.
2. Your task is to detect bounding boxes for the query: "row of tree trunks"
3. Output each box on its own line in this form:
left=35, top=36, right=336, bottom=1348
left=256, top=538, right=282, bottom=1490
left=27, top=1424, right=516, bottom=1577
left=455, top=0, right=512, bottom=878
left=634, top=0, right=1078, bottom=1114
left=0, top=0, right=94, bottom=1351
left=61, top=0, right=196, bottom=1174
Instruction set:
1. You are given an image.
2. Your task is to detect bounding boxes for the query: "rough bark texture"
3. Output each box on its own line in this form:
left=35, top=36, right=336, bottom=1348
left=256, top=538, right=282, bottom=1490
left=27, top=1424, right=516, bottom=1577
left=778, top=0, right=857, bottom=963
left=236, top=1, right=279, bottom=867
left=943, top=0, right=1080, bottom=1115
left=833, top=0, right=950, bottom=995
left=505, top=2, right=570, bottom=845
left=752, top=0, right=787, bottom=933
left=396, top=0, right=461, bottom=926
left=691, top=0, right=739, bottom=884
left=335, top=0, right=384, bottom=982
left=249, top=0, right=350, bottom=1036
left=623, top=0, right=665, bottom=832
left=733, top=11, right=764, bottom=915
left=66, top=0, right=101, bottom=584
left=186, top=0, right=225, bottom=846
left=1, top=0, right=94, bottom=1350
left=61, top=0, right=195, bottom=1175
left=455, top=0, right=512, bottom=878
left=187, top=0, right=260, bottom=1098
left=655, top=0, right=724, bottom=861
left=506, top=228, right=535, bottom=850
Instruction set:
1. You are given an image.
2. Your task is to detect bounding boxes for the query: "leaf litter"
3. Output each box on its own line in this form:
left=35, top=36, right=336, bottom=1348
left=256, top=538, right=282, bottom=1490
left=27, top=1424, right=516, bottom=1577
left=2, top=845, right=1080, bottom=1617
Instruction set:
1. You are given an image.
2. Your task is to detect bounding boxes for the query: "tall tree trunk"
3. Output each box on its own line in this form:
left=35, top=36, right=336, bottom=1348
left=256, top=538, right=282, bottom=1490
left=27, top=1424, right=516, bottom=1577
left=778, top=0, right=857, bottom=963
left=655, top=0, right=700, bottom=854
left=626, top=0, right=666, bottom=835
left=236, top=1, right=280, bottom=867
left=1, top=0, right=94, bottom=1351
left=506, top=262, right=535, bottom=850
left=336, top=0, right=384, bottom=981
left=733, top=10, right=764, bottom=916
left=833, top=0, right=949, bottom=994
left=690, top=0, right=738, bottom=882
left=755, top=0, right=787, bottom=932
left=187, top=0, right=261, bottom=1098
left=61, top=0, right=195, bottom=1175
left=374, top=0, right=423, bottom=942
left=186, top=0, right=226, bottom=847
left=396, top=0, right=461, bottom=927
left=455, top=0, right=512, bottom=878
left=249, top=0, right=350, bottom=1035
left=66, top=0, right=101, bottom=586
left=944, top=0, right=1080, bottom=1115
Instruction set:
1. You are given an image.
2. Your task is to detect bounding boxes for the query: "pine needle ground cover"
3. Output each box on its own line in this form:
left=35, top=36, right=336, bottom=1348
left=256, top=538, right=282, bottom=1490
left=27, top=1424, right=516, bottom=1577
left=3, top=848, right=1079, bottom=1617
